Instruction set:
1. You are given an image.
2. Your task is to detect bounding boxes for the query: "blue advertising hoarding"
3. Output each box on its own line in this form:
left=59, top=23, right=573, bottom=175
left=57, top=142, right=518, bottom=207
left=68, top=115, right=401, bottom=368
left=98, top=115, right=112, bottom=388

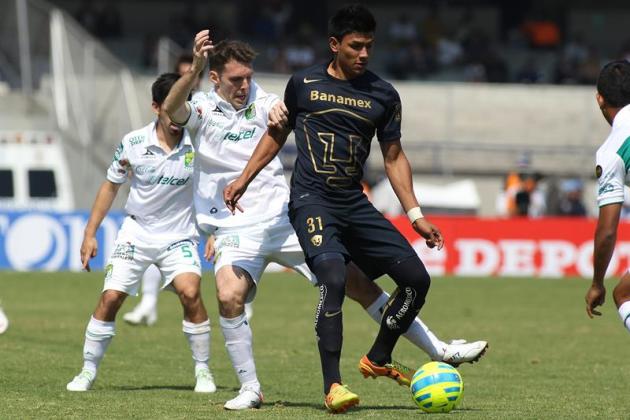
left=0, top=211, right=213, bottom=271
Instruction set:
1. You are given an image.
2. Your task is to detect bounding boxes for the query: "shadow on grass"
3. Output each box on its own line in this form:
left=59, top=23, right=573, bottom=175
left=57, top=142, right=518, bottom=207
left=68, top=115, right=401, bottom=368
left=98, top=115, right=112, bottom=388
left=110, top=385, right=238, bottom=392
left=268, top=400, right=419, bottom=411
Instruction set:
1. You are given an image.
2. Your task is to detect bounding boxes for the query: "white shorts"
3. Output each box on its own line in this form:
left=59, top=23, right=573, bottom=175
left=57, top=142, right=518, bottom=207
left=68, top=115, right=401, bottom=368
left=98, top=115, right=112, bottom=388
left=103, top=232, right=201, bottom=296
left=213, top=214, right=317, bottom=303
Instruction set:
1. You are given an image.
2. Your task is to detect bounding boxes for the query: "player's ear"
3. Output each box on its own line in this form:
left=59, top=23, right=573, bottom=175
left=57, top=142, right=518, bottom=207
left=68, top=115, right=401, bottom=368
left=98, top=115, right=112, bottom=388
left=329, top=36, right=340, bottom=54
left=595, top=92, right=606, bottom=110
left=151, top=101, right=159, bottom=115
left=209, top=70, right=220, bottom=86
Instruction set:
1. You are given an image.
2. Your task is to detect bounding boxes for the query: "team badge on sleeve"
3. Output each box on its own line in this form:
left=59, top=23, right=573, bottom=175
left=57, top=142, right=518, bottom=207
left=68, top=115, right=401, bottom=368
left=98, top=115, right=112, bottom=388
left=596, top=165, right=602, bottom=178
left=245, top=103, right=256, bottom=120
left=184, top=151, right=194, bottom=170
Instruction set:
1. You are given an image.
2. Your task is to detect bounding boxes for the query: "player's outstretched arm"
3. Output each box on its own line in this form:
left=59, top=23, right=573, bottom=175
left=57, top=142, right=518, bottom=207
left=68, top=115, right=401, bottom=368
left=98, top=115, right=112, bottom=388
left=223, top=127, right=290, bottom=213
left=380, top=140, right=444, bottom=250
left=587, top=202, right=622, bottom=317
left=164, top=29, right=213, bottom=125
left=81, top=180, right=121, bottom=271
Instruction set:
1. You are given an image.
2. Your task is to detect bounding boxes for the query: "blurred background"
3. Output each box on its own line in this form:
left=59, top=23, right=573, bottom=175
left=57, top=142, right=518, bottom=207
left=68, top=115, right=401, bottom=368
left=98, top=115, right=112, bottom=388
left=1, top=0, right=630, bottom=276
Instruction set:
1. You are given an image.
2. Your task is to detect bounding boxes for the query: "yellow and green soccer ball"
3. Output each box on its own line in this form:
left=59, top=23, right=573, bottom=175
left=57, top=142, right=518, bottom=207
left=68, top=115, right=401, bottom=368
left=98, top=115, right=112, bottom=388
left=410, top=361, right=463, bottom=413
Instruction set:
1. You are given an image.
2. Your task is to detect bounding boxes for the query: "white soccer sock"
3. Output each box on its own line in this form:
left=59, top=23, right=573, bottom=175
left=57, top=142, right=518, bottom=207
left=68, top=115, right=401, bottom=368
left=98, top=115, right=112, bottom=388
left=618, top=301, right=630, bottom=333
left=182, top=319, right=211, bottom=373
left=136, top=265, right=161, bottom=313
left=220, top=313, right=260, bottom=391
left=366, top=292, right=446, bottom=360
left=82, top=316, right=115, bottom=375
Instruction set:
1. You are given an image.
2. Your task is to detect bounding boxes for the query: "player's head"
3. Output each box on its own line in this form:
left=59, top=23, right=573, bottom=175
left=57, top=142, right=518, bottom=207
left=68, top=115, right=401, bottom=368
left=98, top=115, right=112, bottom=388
left=175, top=54, right=193, bottom=75
left=208, top=40, right=256, bottom=110
left=175, top=53, right=202, bottom=91
left=151, top=72, right=183, bottom=137
left=328, top=4, right=376, bottom=78
left=596, top=60, right=630, bottom=125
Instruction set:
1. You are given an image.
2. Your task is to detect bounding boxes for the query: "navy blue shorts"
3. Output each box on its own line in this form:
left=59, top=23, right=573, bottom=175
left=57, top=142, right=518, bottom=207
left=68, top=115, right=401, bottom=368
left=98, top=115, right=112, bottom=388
left=288, top=196, right=417, bottom=280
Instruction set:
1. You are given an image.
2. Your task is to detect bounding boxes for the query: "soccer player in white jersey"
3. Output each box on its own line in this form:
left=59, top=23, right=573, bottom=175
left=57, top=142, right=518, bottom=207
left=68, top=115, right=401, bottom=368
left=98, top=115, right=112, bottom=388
left=586, top=60, right=630, bottom=333
left=66, top=73, right=216, bottom=393
left=123, top=56, right=254, bottom=327
left=164, top=30, right=487, bottom=410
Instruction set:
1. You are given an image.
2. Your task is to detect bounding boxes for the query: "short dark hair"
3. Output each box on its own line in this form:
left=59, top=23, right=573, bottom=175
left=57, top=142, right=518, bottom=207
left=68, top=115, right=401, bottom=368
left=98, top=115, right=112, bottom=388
left=174, top=53, right=193, bottom=71
left=597, top=60, right=630, bottom=108
left=208, top=40, right=256, bottom=73
left=328, top=4, right=376, bottom=40
left=152, top=72, right=180, bottom=105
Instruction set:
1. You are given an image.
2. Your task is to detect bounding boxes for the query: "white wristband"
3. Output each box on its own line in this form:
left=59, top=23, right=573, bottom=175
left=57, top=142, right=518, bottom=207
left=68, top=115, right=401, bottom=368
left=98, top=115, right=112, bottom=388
left=407, top=207, right=424, bottom=223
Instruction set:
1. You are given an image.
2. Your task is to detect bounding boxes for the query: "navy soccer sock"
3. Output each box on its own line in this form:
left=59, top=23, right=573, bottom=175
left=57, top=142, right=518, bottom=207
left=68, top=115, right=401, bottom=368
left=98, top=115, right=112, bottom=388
left=367, top=256, right=431, bottom=365
left=311, top=253, right=346, bottom=394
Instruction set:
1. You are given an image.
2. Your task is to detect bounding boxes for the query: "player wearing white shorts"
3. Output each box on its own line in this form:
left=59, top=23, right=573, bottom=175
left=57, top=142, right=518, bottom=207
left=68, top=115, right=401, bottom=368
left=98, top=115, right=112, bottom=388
left=66, top=73, right=215, bottom=393
left=164, top=31, right=487, bottom=410
left=586, top=60, right=630, bottom=332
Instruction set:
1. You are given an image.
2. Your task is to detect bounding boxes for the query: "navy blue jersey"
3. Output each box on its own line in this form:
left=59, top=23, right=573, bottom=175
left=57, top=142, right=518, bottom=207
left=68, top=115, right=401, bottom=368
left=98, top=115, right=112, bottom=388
left=285, top=63, right=402, bottom=206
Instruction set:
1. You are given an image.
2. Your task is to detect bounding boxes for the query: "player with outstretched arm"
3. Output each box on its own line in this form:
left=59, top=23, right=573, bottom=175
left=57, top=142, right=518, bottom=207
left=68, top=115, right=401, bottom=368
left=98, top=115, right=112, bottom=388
left=224, top=5, right=486, bottom=413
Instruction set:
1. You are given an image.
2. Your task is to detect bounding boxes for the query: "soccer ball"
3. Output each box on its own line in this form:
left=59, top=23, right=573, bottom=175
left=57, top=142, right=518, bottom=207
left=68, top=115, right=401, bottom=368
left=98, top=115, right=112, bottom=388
left=410, top=361, right=463, bottom=413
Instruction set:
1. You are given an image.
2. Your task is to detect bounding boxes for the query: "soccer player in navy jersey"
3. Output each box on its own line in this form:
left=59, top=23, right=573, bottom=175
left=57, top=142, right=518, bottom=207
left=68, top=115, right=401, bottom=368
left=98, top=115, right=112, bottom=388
left=224, top=5, right=460, bottom=412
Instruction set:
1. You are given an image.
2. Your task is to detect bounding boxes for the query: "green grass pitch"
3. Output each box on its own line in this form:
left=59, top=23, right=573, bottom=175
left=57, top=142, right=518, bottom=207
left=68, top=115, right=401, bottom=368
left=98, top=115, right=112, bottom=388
left=0, top=272, right=628, bottom=419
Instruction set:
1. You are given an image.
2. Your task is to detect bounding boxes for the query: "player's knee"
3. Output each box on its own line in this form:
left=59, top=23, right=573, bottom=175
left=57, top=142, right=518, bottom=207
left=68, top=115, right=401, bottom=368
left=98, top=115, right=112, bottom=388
left=613, top=277, right=630, bottom=307
left=389, top=255, right=431, bottom=300
left=178, top=286, right=201, bottom=307
left=98, top=290, right=126, bottom=315
left=216, top=287, right=246, bottom=314
left=312, top=253, right=346, bottom=293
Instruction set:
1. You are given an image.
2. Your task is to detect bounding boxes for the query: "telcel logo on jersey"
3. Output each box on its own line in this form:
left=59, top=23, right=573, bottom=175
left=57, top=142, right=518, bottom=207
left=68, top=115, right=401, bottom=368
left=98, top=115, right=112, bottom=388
left=148, top=175, right=190, bottom=186
left=223, top=128, right=256, bottom=142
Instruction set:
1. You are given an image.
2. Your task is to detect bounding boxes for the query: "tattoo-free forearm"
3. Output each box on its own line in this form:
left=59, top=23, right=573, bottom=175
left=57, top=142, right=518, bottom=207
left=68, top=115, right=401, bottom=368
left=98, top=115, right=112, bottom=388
left=592, top=226, right=617, bottom=285
left=84, top=181, right=120, bottom=238
left=163, top=69, right=198, bottom=124
left=239, top=128, right=288, bottom=186
left=384, top=150, right=419, bottom=213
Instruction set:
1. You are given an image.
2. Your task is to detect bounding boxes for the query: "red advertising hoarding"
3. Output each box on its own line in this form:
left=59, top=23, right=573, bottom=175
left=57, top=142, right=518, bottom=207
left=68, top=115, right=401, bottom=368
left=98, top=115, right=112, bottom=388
left=389, top=217, right=630, bottom=278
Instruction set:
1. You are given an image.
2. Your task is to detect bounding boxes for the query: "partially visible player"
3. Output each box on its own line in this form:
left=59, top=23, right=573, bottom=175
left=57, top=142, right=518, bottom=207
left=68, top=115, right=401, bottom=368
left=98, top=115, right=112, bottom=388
left=66, top=73, right=215, bottom=393
left=0, top=305, right=8, bottom=334
left=586, top=59, right=630, bottom=333
left=224, top=5, right=485, bottom=412
left=123, top=53, right=208, bottom=327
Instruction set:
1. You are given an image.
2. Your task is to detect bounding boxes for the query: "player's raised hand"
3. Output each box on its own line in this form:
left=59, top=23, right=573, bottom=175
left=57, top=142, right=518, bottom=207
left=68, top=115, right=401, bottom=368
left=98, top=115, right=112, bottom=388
left=192, top=29, right=213, bottom=73
left=412, top=218, right=444, bottom=250
left=80, top=236, right=98, bottom=272
left=268, top=101, right=289, bottom=129
left=204, top=235, right=216, bottom=261
left=223, top=178, right=246, bottom=215
left=585, top=283, right=606, bottom=318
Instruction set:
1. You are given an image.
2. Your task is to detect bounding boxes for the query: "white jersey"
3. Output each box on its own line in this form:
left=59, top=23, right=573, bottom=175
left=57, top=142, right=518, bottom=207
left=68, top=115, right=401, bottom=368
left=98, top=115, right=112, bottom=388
left=185, top=81, right=289, bottom=231
left=596, top=105, right=630, bottom=208
left=107, top=121, right=198, bottom=242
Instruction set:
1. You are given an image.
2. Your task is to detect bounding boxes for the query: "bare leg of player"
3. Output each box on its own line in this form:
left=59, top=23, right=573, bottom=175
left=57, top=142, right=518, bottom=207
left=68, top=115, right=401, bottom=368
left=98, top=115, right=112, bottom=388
left=613, top=272, right=630, bottom=333
left=123, top=264, right=160, bottom=326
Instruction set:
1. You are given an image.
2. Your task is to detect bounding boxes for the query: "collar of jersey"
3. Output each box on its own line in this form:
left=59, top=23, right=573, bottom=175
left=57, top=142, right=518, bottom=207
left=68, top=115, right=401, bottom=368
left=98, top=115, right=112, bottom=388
left=209, top=80, right=262, bottom=115
left=147, top=121, right=192, bottom=152
left=613, top=103, right=630, bottom=129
